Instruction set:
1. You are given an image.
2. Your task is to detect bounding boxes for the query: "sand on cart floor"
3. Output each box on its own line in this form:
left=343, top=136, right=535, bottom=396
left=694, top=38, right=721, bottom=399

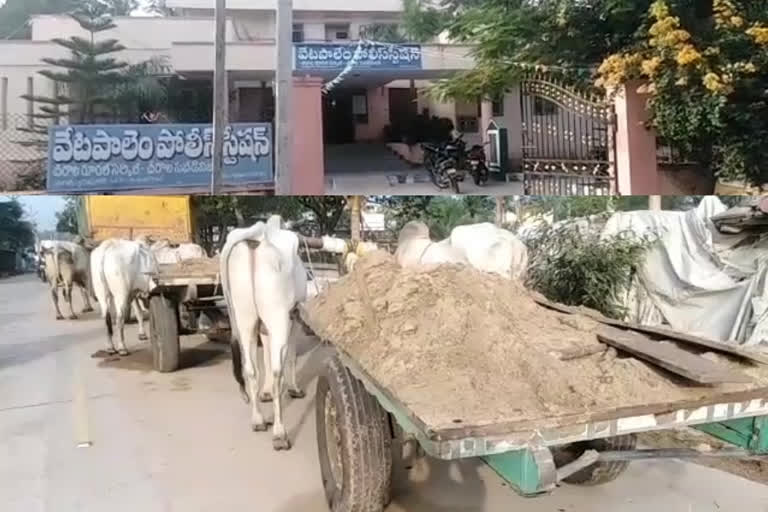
left=157, top=257, right=220, bottom=277
left=305, top=251, right=768, bottom=434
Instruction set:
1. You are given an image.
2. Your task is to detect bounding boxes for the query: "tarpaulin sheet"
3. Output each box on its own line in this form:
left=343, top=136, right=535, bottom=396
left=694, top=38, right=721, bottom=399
left=601, top=197, right=768, bottom=346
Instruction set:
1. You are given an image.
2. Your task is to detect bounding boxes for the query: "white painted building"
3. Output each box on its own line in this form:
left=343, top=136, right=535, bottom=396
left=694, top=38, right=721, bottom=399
left=0, top=0, right=539, bottom=191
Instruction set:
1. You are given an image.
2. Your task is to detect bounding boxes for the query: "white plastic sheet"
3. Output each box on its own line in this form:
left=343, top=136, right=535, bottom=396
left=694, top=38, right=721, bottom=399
left=601, top=197, right=768, bottom=346
left=517, top=198, right=768, bottom=344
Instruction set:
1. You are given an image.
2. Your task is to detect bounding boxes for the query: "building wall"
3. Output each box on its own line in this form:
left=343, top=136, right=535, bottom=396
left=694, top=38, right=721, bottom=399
left=354, top=86, right=390, bottom=142
left=166, top=0, right=403, bottom=12
left=31, top=15, right=241, bottom=46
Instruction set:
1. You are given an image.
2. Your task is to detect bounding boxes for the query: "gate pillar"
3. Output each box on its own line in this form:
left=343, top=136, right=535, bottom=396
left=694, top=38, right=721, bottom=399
left=613, top=81, right=659, bottom=195
left=291, top=76, right=325, bottom=195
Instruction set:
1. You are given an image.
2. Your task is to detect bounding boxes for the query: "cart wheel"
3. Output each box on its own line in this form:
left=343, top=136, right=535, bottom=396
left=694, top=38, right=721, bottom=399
left=553, top=434, right=637, bottom=486
left=149, top=294, right=180, bottom=373
left=316, top=356, right=392, bottom=512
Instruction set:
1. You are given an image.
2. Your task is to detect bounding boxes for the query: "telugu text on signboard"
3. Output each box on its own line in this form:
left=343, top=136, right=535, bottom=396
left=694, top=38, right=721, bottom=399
left=295, top=43, right=423, bottom=71
left=47, top=123, right=273, bottom=193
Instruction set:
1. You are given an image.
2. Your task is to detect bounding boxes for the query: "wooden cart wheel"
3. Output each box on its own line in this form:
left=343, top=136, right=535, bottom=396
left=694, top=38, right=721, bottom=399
left=553, top=434, right=637, bottom=486
left=316, top=356, right=392, bottom=512
left=149, top=294, right=180, bottom=373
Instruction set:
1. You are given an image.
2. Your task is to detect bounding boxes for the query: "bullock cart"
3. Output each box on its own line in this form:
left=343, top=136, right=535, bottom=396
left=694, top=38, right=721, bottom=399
left=299, top=303, right=768, bottom=511
left=147, top=258, right=226, bottom=372
left=147, top=251, right=342, bottom=373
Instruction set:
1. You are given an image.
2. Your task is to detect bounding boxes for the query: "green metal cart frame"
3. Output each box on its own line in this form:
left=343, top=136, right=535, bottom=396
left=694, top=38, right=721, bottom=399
left=313, top=347, right=768, bottom=511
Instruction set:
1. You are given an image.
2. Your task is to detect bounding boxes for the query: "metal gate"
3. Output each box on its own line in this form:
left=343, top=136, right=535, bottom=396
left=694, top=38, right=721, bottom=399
left=521, top=78, right=616, bottom=196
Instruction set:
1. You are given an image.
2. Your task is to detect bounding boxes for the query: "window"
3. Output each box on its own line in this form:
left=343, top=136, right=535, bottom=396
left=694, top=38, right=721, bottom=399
left=492, top=97, right=504, bottom=116
left=353, top=93, right=368, bottom=123
left=534, top=97, right=558, bottom=116
left=292, top=24, right=304, bottom=43
left=326, top=24, right=350, bottom=42
left=457, top=116, right=479, bottom=133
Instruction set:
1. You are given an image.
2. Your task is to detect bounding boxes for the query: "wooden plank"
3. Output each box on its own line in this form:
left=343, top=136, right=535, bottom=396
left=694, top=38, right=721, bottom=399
left=596, top=326, right=753, bottom=385
left=550, top=344, right=608, bottom=361
left=533, top=296, right=768, bottom=365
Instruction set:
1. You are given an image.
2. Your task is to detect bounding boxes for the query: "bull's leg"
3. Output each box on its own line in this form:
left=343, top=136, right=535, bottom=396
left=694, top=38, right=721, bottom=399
left=65, top=283, right=77, bottom=320
left=241, top=325, right=267, bottom=431
left=286, top=320, right=305, bottom=399
left=80, top=284, right=94, bottom=313
left=271, top=343, right=290, bottom=451
left=104, top=302, right=117, bottom=355
left=51, top=286, right=65, bottom=321
left=259, top=322, right=274, bottom=403
left=114, top=297, right=131, bottom=356
left=133, top=301, right=148, bottom=341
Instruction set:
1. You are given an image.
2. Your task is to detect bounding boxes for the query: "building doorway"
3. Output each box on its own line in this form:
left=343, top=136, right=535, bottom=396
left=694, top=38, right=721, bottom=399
left=323, top=91, right=355, bottom=145
left=388, top=87, right=417, bottom=127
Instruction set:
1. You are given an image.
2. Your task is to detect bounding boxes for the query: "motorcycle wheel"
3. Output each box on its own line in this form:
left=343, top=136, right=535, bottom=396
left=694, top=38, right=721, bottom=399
left=474, top=164, right=489, bottom=186
left=451, top=176, right=461, bottom=194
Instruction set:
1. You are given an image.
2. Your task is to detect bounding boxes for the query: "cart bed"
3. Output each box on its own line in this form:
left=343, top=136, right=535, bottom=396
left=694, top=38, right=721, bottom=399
left=299, top=254, right=768, bottom=461
left=333, top=345, right=768, bottom=460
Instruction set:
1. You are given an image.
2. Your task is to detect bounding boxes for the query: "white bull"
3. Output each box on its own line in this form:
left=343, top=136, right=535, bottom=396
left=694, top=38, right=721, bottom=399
left=91, top=239, right=158, bottom=356
left=40, top=241, right=95, bottom=320
left=450, top=223, right=529, bottom=280
left=221, top=216, right=306, bottom=450
left=395, top=221, right=529, bottom=279
left=395, top=221, right=469, bottom=268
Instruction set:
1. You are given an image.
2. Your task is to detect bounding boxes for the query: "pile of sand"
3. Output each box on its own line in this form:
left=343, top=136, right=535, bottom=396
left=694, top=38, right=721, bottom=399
left=306, top=251, right=768, bottom=432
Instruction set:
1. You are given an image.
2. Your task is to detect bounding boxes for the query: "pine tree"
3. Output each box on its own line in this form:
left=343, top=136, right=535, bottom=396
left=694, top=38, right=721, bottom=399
left=22, top=0, right=128, bottom=126
left=13, top=0, right=129, bottom=188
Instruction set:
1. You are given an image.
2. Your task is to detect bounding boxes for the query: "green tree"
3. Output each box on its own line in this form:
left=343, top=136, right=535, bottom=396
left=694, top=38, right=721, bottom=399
left=0, top=199, right=35, bottom=251
left=193, top=197, right=348, bottom=253
left=22, top=1, right=129, bottom=126
left=55, top=196, right=80, bottom=234
left=526, top=223, right=653, bottom=319
left=379, top=196, right=494, bottom=239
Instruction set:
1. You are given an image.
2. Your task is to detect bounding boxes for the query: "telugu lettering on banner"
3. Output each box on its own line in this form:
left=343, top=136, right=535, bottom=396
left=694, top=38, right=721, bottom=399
left=46, top=123, right=273, bottom=193
left=295, top=43, right=423, bottom=71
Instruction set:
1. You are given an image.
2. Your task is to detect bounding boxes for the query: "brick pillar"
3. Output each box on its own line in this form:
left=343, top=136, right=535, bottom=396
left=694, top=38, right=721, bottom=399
left=291, top=76, right=325, bottom=195
left=613, top=81, right=659, bottom=195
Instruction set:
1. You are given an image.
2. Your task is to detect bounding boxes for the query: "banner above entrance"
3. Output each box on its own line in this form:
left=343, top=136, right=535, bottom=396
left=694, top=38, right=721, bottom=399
left=47, top=123, right=273, bottom=193
left=295, top=43, right=423, bottom=71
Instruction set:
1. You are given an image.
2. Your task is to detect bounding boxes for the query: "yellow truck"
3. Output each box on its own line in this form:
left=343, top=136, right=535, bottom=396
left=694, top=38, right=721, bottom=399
left=76, top=195, right=196, bottom=243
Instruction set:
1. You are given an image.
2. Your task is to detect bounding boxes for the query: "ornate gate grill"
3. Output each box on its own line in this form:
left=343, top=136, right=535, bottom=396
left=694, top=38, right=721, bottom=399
left=521, top=78, right=616, bottom=196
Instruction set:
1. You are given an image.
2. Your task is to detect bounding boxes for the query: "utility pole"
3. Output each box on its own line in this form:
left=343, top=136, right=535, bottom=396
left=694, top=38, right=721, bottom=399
left=495, top=197, right=506, bottom=227
left=648, top=195, right=662, bottom=211
left=350, top=196, right=362, bottom=243
left=211, top=0, right=227, bottom=195
left=275, top=0, right=293, bottom=195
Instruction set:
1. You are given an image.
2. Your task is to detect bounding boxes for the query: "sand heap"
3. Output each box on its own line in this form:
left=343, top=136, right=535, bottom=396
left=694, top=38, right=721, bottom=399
left=306, top=251, right=768, bottom=432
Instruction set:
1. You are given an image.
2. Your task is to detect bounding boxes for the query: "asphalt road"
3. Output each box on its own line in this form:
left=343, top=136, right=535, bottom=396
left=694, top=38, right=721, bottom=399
left=2, top=274, right=767, bottom=512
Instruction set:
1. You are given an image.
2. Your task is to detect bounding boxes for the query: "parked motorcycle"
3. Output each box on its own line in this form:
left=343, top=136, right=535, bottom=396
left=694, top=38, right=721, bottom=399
left=466, top=142, right=490, bottom=186
left=422, top=143, right=462, bottom=193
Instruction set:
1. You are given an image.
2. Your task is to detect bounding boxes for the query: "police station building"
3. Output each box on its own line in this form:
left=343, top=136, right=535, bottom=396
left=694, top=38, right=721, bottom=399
left=0, top=0, right=532, bottom=194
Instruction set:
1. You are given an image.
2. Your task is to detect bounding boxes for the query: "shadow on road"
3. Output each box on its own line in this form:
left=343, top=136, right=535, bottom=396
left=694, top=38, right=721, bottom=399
left=0, top=326, right=104, bottom=371
left=273, top=457, right=489, bottom=512
left=95, top=339, right=230, bottom=372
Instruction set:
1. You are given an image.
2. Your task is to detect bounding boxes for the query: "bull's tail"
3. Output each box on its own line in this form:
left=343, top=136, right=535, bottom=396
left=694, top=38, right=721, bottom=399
left=230, top=334, right=248, bottom=403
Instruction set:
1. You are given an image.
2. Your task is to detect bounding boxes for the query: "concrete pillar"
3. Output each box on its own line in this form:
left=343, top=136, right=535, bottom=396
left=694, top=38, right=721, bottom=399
left=613, top=81, right=659, bottom=195
left=291, top=76, right=325, bottom=195
left=480, top=99, right=493, bottom=147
